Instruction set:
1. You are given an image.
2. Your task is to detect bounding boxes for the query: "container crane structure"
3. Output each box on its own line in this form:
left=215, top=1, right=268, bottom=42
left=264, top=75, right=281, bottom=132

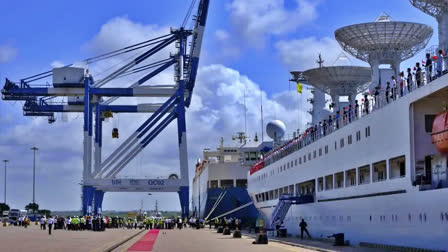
left=1, top=0, right=210, bottom=218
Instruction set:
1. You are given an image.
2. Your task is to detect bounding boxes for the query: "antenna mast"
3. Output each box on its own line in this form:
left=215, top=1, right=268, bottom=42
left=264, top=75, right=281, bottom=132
left=316, top=53, right=324, bottom=68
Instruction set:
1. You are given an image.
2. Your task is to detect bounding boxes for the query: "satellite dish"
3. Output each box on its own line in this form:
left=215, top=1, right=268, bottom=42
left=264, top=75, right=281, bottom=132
left=168, top=174, right=179, bottom=179
left=266, top=120, right=286, bottom=141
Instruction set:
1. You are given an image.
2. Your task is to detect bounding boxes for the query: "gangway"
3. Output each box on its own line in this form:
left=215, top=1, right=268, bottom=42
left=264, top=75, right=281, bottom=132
left=269, top=194, right=314, bottom=229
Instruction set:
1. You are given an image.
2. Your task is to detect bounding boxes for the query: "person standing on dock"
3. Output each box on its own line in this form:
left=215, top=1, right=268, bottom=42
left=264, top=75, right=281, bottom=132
left=299, top=219, right=311, bottom=240
left=47, top=217, right=54, bottom=235
left=40, top=216, right=46, bottom=230
left=275, top=217, right=282, bottom=237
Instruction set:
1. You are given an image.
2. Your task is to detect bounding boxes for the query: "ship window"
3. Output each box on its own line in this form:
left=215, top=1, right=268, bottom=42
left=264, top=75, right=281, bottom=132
left=221, top=179, right=233, bottom=189
left=269, top=190, right=274, bottom=200
left=274, top=189, right=278, bottom=199
left=348, top=135, right=352, bottom=145
left=295, top=159, right=298, bottom=166
left=265, top=192, right=269, bottom=201
left=319, top=148, right=322, bottom=156
left=313, top=150, right=316, bottom=158
left=308, top=153, right=311, bottom=160
left=304, top=155, right=306, bottom=163
left=390, top=155, right=406, bottom=179
left=356, top=131, right=361, bottom=141
left=425, top=115, right=436, bottom=133
left=236, top=179, right=247, bottom=188
left=287, top=162, right=290, bottom=169
left=325, top=145, right=328, bottom=154
left=250, top=152, right=258, bottom=161
left=373, top=160, right=387, bottom=182
left=335, top=172, right=344, bottom=189
left=345, top=169, right=356, bottom=187
left=279, top=187, right=283, bottom=195
left=340, top=138, right=344, bottom=148
left=245, top=152, right=250, bottom=161
left=210, top=180, right=218, bottom=188
left=289, top=185, right=294, bottom=195
left=325, top=174, right=333, bottom=190
left=318, top=177, right=323, bottom=192
left=282, top=186, right=288, bottom=195
left=299, top=157, right=302, bottom=164
left=365, top=126, right=371, bottom=137
left=358, top=165, right=371, bottom=185
left=291, top=161, right=293, bottom=168
left=334, top=141, right=337, bottom=150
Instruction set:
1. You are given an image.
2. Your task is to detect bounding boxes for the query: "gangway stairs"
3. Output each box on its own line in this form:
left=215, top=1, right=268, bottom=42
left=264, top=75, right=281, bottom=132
left=269, top=194, right=314, bottom=229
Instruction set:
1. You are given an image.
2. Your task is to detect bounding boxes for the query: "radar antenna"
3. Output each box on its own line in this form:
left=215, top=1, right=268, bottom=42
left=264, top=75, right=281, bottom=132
left=316, top=53, right=324, bottom=68
left=375, top=12, right=392, bottom=22
left=232, top=132, right=248, bottom=144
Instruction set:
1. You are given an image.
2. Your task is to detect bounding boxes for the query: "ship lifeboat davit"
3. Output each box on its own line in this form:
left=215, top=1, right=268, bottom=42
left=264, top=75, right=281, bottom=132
left=431, top=111, right=448, bottom=154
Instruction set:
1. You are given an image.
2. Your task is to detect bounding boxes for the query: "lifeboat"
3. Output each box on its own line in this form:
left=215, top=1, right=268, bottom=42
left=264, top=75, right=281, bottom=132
left=431, top=110, right=448, bottom=154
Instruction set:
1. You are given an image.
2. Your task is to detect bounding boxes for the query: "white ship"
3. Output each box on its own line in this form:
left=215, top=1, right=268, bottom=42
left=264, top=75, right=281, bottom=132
left=247, top=13, right=448, bottom=252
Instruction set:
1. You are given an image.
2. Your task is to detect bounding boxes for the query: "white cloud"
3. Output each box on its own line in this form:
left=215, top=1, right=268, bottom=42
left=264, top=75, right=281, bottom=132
left=215, top=29, right=230, bottom=41
left=51, top=60, right=65, bottom=68
left=275, top=36, right=368, bottom=71
left=83, top=16, right=173, bottom=88
left=228, top=0, right=319, bottom=46
left=85, top=16, right=171, bottom=54
left=0, top=44, right=18, bottom=63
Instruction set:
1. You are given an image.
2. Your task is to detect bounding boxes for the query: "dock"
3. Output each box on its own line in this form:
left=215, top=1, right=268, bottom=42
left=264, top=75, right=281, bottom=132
left=0, top=224, right=389, bottom=252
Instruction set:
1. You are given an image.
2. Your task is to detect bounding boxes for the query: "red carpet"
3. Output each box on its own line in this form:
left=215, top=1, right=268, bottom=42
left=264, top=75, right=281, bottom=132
left=127, top=229, right=160, bottom=251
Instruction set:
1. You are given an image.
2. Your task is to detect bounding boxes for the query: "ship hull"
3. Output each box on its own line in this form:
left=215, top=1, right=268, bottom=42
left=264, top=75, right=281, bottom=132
left=256, top=188, right=448, bottom=251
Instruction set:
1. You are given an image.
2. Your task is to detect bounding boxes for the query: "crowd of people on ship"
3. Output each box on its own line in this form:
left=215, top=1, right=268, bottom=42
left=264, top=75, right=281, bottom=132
left=252, top=51, right=447, bottom=172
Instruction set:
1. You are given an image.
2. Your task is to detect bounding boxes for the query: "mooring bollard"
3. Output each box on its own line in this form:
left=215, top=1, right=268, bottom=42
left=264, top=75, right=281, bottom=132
left=223, top=219, right=230, bottom=235
left=233, top=219, right=241, bottom=238
left=253, top=219, right=268, bottom=244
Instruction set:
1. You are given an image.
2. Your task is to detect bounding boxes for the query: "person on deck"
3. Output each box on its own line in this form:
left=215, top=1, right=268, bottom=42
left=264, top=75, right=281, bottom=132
left=437, top=49, right=444, bottom=77
left=415, top=62, right=422, bottom=88
left=425, top=53, right=433, bottom=82
left=407, top=68, right=413, bottom=92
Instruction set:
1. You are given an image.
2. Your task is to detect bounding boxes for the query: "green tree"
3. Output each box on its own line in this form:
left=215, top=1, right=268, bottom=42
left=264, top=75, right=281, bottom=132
left=38, top=209, right=51, bottom=217
left=0, top=203, right=9, bottom=212
left=25, top=203, right=39, bottom=213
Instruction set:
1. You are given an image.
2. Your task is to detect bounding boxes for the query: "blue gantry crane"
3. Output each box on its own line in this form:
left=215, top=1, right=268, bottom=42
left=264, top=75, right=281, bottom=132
left=1, top=0, right=210, bottom=218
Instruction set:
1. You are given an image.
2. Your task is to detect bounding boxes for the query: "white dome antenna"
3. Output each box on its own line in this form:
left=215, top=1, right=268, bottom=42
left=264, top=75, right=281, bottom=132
left=266, top=120, right=286, bottom=143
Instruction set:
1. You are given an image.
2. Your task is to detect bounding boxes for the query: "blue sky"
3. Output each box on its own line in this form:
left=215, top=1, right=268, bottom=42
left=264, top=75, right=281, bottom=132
left=0, top=0, right=440, bottom=211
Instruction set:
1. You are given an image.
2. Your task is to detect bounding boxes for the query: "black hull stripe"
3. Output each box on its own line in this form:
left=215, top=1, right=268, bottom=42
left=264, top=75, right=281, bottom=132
left=317, top=190, right=406, bottom=202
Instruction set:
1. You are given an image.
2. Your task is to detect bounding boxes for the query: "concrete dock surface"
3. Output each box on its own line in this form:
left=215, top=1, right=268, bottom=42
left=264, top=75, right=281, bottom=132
left=0, top=224, right=386, bottom=252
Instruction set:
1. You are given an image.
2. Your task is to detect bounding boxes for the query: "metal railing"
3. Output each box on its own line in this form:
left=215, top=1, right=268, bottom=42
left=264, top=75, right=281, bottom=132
left=253, top=56, right=448, bottom=172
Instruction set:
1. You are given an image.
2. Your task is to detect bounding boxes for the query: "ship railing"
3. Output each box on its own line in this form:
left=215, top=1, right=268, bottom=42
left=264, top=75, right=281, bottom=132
left=254, top=59, right=448, bottom=173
